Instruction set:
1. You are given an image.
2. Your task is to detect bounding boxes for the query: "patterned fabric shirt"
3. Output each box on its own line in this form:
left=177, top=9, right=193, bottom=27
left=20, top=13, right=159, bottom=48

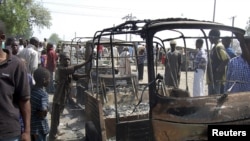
left=194, top=48, right=207, bottom=71
left=31, top=86, right=49, bottom=135
left=138, top=52, right=146, bottom=64
left=226, top=47, right=237, bottom=59
left=225, top=56, right=250, bottom=93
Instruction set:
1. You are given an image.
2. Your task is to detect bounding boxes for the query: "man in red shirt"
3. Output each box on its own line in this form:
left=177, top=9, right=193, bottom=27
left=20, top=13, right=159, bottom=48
left=97, top=44, right=104, bottom=59
left=46, top=42, right=58, bottom=93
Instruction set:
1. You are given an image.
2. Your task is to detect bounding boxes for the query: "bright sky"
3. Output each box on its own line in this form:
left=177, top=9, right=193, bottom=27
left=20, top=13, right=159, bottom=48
left=33, top=0, right=250, bottom=42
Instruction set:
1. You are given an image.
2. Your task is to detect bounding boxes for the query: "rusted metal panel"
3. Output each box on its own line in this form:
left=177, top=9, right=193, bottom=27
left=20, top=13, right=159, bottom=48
left=105, top=114, right=149, bottom=139
left=116, top=119, right=152, bottom=141
left=86, top=18, right=250, bottom=140
left=152, top=120, right=207, bottom=141
left=85, top=91, right=149, bottom=140
left=152, top=91, right=250, bottom=123
left=151, top=91, right=250, bottom=140
left=85, top=92, right=108, bottom=141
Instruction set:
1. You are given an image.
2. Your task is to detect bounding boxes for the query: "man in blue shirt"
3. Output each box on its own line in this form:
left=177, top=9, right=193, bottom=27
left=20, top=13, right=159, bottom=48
left=224, top=36, right=250, bottom=93
left=222, top=36, right=237, bottom=59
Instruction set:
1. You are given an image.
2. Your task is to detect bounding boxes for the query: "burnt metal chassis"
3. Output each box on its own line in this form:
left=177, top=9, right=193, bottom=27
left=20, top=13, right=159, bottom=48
left=85, top=18, right=250, bottom=141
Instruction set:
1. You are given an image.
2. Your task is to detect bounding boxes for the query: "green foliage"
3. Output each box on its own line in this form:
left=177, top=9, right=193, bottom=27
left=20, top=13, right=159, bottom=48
left=49, top=33, right=61, bottom=45
left=246, top=17, right=250, bottom=36
left=29, top=2, right=51, bottom=29
left=0, top=0, right=51, bottom=38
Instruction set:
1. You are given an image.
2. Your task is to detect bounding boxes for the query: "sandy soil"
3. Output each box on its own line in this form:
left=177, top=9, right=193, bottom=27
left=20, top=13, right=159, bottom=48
left=135, top=65, right=208, bottom=97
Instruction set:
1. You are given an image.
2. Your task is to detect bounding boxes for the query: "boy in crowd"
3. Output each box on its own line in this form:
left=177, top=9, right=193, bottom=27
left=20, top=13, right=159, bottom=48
left=30, top=67, right=50, bottom=141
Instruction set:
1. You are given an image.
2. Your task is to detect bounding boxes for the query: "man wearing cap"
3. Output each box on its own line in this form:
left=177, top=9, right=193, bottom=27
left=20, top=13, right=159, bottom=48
left=224, top=36, right=250, bottom=93
left=18, top=37, right=39, bottom=76
left=164, top=40, right=182, bottom=88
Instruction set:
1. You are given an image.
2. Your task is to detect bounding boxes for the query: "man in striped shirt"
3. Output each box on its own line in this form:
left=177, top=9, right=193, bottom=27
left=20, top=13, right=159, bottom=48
left=30, top=67, right=50, bottom=141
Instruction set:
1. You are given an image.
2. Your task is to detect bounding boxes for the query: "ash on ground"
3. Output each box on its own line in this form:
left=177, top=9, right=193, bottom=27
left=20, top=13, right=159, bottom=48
left=103, top=102, right=149, bottom=118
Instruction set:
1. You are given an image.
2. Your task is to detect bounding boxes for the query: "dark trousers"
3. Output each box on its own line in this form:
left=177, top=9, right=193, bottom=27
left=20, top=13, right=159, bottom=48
left=138, top=63, right=144, bottom=80
left=49, top=103, right=64, bottom=139
left=46, top=71, right=55, bottom=93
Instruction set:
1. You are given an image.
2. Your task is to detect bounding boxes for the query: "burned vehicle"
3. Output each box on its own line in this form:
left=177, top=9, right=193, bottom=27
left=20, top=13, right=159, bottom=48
left=84, top=18, right=250, bottom=141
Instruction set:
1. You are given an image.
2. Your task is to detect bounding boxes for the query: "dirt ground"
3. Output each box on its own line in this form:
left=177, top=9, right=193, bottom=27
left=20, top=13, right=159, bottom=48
left=47, top=94, right=86, bottom=141
left=135, top=65, right=208, bottom=97
left=47, top=64, right=208, bottom=140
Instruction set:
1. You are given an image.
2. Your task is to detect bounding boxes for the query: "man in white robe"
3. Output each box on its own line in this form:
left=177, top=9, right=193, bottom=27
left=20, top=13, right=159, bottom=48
left=119, top=47, right=133, bottom=75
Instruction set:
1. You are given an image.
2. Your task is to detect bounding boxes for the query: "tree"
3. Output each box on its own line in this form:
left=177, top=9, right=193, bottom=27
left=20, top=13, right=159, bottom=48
left=246, top=17, right=250, bottom=36
left=0, top=0, right=51, bottom=38
left=49, top=33, right=61, bottom=45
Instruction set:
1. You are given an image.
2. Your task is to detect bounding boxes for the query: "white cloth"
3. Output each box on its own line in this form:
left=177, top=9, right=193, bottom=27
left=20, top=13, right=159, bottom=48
left=17, top=45, right=24, bottom=55
left=109, top=47, right=119, bottom=67
left=63, top=45, right=71, bottom=53
left=103, top=47, right=109, bottom=57
left=111, top=47, right=119, bottom=58
left=80, top=46, right=85, bottom=54
left=193, top=69, right=205, bottom=97
left=18, top=44, right=39, bottom=75
left=119, top=50, right=132, bottom=75
left=37, top=46, right=43, bottom=64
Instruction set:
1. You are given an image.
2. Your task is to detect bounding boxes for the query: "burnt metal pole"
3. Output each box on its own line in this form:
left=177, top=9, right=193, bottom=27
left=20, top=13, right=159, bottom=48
left=231, top=16, right=236, bottom=37
left=213, top=0, right=216, bottom=22
left=122, top=14, right=129, bottom=41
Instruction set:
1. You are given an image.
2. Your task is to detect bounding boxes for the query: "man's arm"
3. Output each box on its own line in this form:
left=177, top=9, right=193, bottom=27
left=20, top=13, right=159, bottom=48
left=74, top=59, right=91, bottom=70
left=72, top=73, right=89, bottom=81
left=19, top=99, right=31, bottom=141
left=216, top=47, right=229, bottom=72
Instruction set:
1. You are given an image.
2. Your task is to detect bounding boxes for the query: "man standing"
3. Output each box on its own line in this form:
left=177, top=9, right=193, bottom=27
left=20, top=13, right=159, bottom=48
left=222, top=36, right=237, bottom=59
left=137, top=46, right=146, bottom=81
left=164, top=40, right=182, bottom=88
left=49, top=53, right=89, bottom=140
left=224, top=36, right=250, bottom=93
left=193, top=39, right=207, bottom=96
left=43, top=38, right=47, bottom=50
left=109, top=46, right=119, bottom=72
left=18, top=38, right=25, bottom=55
left=0, top=20, right=31, bottom=141
left=18, top=37, right=39, bottom=76
left=207, top=29, right=229, bottom=95
left=119, top=47, right=133, bottom=75
left=46, top=42, right=58, bottom=93
left=97, top=44, right=104, bottom=59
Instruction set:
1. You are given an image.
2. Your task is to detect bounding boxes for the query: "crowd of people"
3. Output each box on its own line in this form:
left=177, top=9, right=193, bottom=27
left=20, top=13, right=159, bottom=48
left=160, top=29, right=250, bottom=97
left=1, top=17, right=250, bottom=141
left=0, top=19, right=91, bottom=141
left=190, top=29, right=250, bottom=96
